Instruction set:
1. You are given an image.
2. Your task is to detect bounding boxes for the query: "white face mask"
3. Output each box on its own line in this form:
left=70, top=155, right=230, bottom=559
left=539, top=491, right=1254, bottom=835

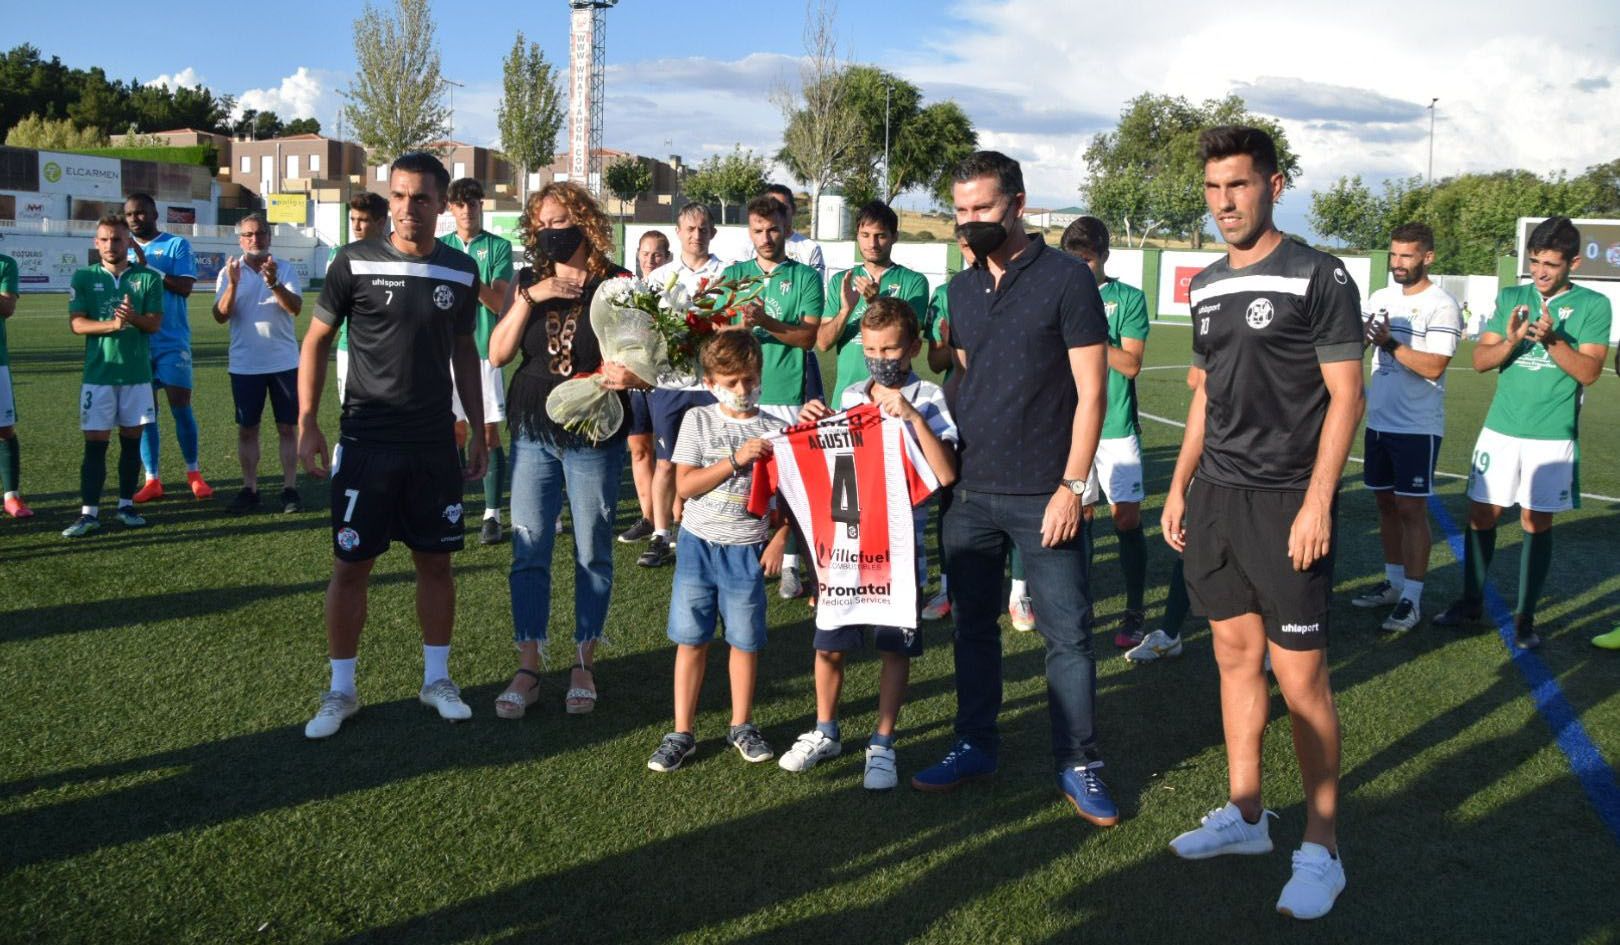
left=708, top=382, right=761, bottom=412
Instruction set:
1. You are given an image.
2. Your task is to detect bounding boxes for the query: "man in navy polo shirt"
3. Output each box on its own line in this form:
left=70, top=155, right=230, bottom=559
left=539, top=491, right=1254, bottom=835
left=911, top=151, right=1117, bottom=828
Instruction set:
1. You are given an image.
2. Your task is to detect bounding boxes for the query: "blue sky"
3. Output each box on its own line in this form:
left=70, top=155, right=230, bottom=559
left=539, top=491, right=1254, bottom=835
left=12, top=0, right=1620, bottom=242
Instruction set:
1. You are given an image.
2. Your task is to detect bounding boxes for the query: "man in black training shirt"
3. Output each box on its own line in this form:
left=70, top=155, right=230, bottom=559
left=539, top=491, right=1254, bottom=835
left=910, top=151, right=1119, bottom=828
left=1161, top=127, right=1363, bottom=920
left=295, top=152, right=488, bottom=740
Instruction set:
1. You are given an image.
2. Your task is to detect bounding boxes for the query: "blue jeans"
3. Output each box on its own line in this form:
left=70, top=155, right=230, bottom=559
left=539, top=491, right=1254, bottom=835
left=509, top=436, right=626, bottom=644
left=943, top=488, right=1100, bottom=769
left=666, top=530, right=768, bottom=652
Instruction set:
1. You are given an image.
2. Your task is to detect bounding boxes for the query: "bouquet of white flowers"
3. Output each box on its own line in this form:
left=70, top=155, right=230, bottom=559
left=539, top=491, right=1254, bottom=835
left=545, top=274, right=762, bottom=442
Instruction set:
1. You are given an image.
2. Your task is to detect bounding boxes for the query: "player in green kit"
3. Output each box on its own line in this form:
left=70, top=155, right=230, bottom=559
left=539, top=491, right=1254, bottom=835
left=816, top=200, right=928, bottom=393
left=723, top=195, right=824, bottom=597
left=1059, top=217, right=1164, bottom=651
left=63, top=215, right=165, bottom=537
left=441, top=178, right=514, bottom=545
left=333, top=192, right=389, bottom=405
left=0, top=245, right=27, bottom=518
left=1435, top=217, right=1612, bottom=649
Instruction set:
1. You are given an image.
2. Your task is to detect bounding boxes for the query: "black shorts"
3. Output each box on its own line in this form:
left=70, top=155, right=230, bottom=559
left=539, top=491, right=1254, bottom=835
left=231, top=369, right=299, bottom=427
left=329, top=439, right=465, bottom=562
left=1182, top=478, right=1334, bottom=651
left=1363, top=429, right=1441, bottom=497
left=813, top=624, right=923, bottom=658
left=626, top=390, right=653, bottom=437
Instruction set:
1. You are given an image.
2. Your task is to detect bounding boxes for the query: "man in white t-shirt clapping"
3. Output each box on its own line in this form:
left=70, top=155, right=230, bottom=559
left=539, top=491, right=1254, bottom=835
left=1350, top=222, right=1461, bottom=631
left=212, top=212, right=304, bottom=514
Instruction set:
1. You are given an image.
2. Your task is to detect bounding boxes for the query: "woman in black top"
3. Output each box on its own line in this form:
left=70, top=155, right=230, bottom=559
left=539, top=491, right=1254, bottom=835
left=488, top=181, right=649, bottom=719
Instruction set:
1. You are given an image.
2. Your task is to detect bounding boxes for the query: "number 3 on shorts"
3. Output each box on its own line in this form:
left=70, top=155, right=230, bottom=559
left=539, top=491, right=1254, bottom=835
left=342, top=488, right=360, bottom=523
left=81, top=389, right=93, bottom=423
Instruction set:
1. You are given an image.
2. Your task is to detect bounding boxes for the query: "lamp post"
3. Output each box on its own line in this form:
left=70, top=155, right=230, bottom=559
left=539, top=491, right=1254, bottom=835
left=445, top=78, right=465, bottom=139
left=1426, top=97, right=1438, bottom=187
left=883, top=81, right=891, bottom=201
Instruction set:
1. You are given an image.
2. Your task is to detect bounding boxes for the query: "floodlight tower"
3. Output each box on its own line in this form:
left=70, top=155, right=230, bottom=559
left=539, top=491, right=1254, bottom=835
left=568, top=0, right=617, bottom=196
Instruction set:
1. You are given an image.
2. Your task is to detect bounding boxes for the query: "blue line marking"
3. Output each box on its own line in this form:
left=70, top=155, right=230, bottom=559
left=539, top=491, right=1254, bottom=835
left=1428, top=496, right=1620, bottom=844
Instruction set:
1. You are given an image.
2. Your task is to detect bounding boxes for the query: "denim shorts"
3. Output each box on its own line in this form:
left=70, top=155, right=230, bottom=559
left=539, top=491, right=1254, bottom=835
left=666, top=529, right=767, bottom=652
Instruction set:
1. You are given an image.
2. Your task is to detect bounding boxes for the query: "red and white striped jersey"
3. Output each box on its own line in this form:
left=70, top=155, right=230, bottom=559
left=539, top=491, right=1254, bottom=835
left=748, top=402, right=940, bottom=629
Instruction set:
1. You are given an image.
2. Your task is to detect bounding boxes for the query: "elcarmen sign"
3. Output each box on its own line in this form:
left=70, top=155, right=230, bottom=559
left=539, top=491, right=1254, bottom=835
left=37, top=151, right=123, bottom=199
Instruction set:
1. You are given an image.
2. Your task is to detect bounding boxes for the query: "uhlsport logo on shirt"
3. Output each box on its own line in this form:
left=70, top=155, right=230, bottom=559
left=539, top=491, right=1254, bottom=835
left=432, top=285, right=455, bottom=310
left=1245, top=297, right=1274, bottom=330
left=1280, top=621, right=1320, bottom=635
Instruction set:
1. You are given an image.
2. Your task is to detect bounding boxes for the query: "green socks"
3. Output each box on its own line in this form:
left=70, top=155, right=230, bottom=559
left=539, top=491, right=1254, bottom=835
left=1009, top=545, right=1025, bottom=581
left=1163, top=556, right=1191, bottom=635
left=1462, top=526, right=1497, bottom=604
left=81, top=439, right=109, bottom=507
left=1517, top=530, right=1553, bottom=620
left=484, top=445, right=506, bottom=515
left=118, top=434, right=142, bottom=501
left=0, top=435, right=17, bottom=494
left=1118, top=526, right=1147, bottom=612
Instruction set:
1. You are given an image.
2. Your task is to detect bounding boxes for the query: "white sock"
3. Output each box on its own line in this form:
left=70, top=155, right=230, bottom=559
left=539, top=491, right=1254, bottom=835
left=329, top=657, right=357, bottom=696
left=1385, top=564, right=1405, bottom=587
left=81, top=505, right=98, bottom=517
left=783, top=553, right=799, bottom=570
left=4, top=491, right=17, bottom=500
left=654, top=528, right=670, bottom=540
left=423, top=644, right=450, bottom=686
left=117, top=499, right=133, bottom=510
left=483, top=508, right=499, bottom=522
left=1010, top=578, right=1028, bottom=603
left=1401, top=579, right=1424, bottom=606
left=939, top=574, right=949, bottom=594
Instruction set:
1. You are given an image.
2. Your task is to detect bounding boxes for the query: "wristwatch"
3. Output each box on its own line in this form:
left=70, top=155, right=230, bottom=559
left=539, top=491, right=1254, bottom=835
left=1061, top=478, right=1087, bottom=496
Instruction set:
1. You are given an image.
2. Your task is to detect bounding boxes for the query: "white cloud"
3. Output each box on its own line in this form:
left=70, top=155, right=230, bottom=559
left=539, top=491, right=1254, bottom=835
left=146, top=68, right=204, bottom=91
left=233, top=67, right=335, bottom=121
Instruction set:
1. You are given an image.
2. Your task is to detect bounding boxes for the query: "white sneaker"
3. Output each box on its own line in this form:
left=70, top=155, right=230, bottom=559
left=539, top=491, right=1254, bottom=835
left=864, top=744, right=898, bottom=790
left=1276, top=842, right=1346, bottom=920
left=1009, top=595, right=1035, bottom=632
left=778, top=729, right=841, bottom=772
left=305, top=690, right=359, bottom=739
left=1351, top=580, right=1400, bottom=608
left=1381, top=599, right=1421, bottom=633
left=1168, top=802, right=1277, bottom=859
left=921, top=589, right=952, bottom=621
left=1126, top=629, right=1183, bottom=663
left=419, top=678, right=472, bottom=721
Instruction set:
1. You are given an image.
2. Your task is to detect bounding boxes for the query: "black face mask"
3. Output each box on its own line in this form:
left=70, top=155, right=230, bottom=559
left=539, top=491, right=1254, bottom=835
left=538, top=225, right=585, bottom=262
left=956, top=221, right=1008, bottom=263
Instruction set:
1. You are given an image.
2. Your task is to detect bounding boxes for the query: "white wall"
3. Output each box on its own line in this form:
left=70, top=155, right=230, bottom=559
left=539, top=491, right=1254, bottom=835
left=1, top=225, right=320, bottom=292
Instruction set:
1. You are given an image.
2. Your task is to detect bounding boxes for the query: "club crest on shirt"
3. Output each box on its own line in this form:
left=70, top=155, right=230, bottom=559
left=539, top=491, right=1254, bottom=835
left=778, top=280, right=792, bottom=294
left=336, top=527, right=361, bottom=552
left=1245, top=297, right=1274, bottom=330
left=433, top=285, right=455, bottom=310
left=1557, top=306, right=1572, bottom=321
left=1333, top=268, right=1347, bottom=285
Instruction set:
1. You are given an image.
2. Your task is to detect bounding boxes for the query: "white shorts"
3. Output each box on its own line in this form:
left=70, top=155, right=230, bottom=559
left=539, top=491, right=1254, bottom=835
left=335, top=349, right=350, bottom=406
left=1466, top=427, right=1577, bottom=513
left=0, top=366, right=14, bottom=426
left=81, top=383, right=157, bottom=431
left=756, top=403, right=801, bottom=429
left=451, top=358, right=507, bottom=425
left=1085, top=434, right=1145, bottom=507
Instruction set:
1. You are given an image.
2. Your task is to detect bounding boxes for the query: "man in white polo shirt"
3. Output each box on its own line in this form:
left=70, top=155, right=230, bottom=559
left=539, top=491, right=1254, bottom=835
left=641, top=202, right=728, bottom=568
left=213, top=212, right=304, bottom=514
left=1350, top=222, right=1461, bottom=632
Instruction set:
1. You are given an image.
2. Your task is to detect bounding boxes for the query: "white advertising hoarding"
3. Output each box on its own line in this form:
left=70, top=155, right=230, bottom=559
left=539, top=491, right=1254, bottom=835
left=37, top=151, right=122, bottom=199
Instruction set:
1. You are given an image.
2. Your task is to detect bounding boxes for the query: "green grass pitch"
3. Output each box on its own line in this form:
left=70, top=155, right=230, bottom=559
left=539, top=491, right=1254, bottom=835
left=2, top=292, right=1618, bottom=944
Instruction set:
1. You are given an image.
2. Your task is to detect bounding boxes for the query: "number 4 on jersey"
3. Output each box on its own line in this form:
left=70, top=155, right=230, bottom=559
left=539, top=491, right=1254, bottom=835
left=830, top=454, right=860, bottom=537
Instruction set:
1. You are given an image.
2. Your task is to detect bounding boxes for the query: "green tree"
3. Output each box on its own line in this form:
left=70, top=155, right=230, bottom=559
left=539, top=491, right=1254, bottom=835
left=1082, top=93, right=1297, bottom=247
left=4, top=114, right=108, bottom=149
left=253, top=111, right=285, bottom=140
left=831, top=67, right=978, bottom=206
left=342, top=0, right=451, bottom=162
left=603, top=156, right=653, bottom=225
left=1308, top=176, right=1387, bottom=251
left=283, top=117, right=322, bottom=136
left=65, top=67, right=129, bottom=137
left=1576, top=158, right=1620, bottom=216
left=496, top=31, right=565, bottom=203
left=684, top=147, right=768, bottom=225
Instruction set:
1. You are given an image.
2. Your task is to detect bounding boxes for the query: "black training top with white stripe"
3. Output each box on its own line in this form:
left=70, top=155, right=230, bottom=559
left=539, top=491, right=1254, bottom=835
left=316, top=238, right=480, bottom=446
left=1188, top=237, right=1364, bottom=491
